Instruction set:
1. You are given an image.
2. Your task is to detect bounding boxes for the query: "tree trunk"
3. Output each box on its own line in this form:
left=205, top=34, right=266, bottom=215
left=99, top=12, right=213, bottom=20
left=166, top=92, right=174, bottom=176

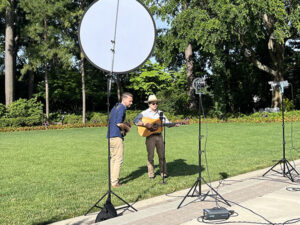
left=80, top=51, right=86, bottom=124
left=272, top=88, right=282, bottom=108
left=44, top=17, right=49, bottom=122
left=5, top=0, right=15, bottom=106
left=185, top=43, right=196, bottom=110
left=262, top=14, right=285, bottom=107
left=28, top=70, right=34, bottom=99
left=45, top=69, right=49, bottom=122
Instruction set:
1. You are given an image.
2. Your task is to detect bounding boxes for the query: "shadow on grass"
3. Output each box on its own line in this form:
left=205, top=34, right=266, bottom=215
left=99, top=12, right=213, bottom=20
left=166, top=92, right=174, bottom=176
left=120, top=159, right=201, bottom=184
left=219, top=172, right=229, bottom=179
left=32, top=217, right=63, bottom=225
left=119, top=165, right=148, bottom=184
left=167, top=159, right=203, bottom=177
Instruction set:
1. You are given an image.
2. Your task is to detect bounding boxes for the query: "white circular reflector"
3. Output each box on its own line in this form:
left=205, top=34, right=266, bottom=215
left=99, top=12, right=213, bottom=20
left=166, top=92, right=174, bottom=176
left=79, top=0, right=156, bottom=74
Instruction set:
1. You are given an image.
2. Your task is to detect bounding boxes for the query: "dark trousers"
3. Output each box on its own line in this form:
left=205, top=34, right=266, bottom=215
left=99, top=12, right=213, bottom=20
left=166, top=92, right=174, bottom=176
left=145, top=134, right=167, bottom=177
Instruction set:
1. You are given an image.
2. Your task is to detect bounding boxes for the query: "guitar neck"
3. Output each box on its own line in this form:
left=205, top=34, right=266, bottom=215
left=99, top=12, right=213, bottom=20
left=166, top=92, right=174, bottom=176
left=161, top=122, right=183, bottom=127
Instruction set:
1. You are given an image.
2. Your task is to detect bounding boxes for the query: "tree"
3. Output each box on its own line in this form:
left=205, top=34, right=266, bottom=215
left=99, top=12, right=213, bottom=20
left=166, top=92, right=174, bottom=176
left=145, top=0, right=204, bottom=110
left=4, top=0, right=15, bottom=106
left=20, top=0, right=74, bottom=121
left=193, top=0, right=300, bottom=107
left=128, top=61, right=190, bottom=114
left=146, top=0, right=300, bottom=110
left=129, top=61, right=173, bottom=96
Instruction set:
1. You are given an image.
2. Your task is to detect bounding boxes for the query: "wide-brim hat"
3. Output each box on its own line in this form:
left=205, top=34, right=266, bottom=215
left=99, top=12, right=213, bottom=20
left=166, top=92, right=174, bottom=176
left=144, top=94, right=161, bottom=103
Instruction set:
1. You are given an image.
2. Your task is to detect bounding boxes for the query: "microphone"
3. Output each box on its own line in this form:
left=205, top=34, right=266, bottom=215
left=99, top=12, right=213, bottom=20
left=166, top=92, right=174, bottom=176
left=159, top=111, right=164, bottom=122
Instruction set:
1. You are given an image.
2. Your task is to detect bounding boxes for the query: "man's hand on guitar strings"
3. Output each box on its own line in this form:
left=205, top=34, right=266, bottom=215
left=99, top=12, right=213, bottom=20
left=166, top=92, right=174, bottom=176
left=145, top=123, right=156, bottom=131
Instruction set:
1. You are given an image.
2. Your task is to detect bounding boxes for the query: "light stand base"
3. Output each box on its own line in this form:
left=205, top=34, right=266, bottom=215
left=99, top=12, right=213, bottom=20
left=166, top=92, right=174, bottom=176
left=85, top=190, right=137, bottom=216
left=177, top=177, right=231, bottom=209
left=263, top=158, right=299, bottom=182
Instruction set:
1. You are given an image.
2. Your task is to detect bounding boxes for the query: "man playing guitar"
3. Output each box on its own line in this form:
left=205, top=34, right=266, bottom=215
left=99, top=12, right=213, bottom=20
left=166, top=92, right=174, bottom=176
left=133, top=94, right=179, bottom=179
left=107, top=92, right=133, bottom=187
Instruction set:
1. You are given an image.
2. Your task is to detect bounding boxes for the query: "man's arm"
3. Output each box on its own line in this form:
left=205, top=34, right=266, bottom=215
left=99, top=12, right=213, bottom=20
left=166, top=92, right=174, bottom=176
left=133, top=113, right=153, bottom=129
left=117, top=123, right=131, bottom=132
left=133, top=113, right=144, bottom=126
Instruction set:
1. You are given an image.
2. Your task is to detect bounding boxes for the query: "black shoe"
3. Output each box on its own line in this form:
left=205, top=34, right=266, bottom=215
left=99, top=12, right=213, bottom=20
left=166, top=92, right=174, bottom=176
left=161, top=174, right=168, bottom=178
left=149, top=176, right=155, bottom=179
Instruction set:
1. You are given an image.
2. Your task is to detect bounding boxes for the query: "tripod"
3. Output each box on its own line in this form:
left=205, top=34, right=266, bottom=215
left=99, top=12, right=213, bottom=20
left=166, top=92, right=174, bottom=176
left=263, top=84, right=299, bottom=182
left=177, top=92, right=230, bottom=209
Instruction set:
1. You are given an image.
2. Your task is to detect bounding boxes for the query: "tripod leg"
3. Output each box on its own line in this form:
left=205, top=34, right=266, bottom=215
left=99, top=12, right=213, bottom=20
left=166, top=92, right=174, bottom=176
left=286, top=160, right=299, bottom=175
left=111, top=191, right=138, bottom=212
left=284, top=164, right=294, bottom=182
left=283, top=160, right=298, bottom=182
left=262, top=160, right=282, bottom=177
left=200, top=190, right=211, bottom=202
left=85, top=191, right=108, bottom=215
left=177, top=180, right=199, bottom=209
left=191, top=181, right=199, bottom=196
left=202, top=178, right=231, bottom=206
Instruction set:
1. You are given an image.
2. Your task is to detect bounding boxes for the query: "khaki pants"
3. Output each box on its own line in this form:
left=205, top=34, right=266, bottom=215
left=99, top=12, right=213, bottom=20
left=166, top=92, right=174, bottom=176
left=145, top=134, right=167, bottom=177
left=110, top=137, right=124, bottom=185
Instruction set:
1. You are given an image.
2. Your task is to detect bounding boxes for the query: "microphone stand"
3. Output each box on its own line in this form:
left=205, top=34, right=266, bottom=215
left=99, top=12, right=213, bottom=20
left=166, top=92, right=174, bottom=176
left=160, top=112, right=167, bottom=184
left=177, top=87, right=230, bottom=209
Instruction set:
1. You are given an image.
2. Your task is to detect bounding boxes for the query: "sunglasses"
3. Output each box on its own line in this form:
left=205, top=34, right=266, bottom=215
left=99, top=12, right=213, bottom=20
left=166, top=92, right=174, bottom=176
left=150, top=102, right=158, bottom=105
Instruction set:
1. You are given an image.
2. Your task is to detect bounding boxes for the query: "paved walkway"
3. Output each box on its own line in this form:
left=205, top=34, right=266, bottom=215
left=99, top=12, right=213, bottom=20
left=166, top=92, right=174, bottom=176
left=51, top=160, right=300, bottom=225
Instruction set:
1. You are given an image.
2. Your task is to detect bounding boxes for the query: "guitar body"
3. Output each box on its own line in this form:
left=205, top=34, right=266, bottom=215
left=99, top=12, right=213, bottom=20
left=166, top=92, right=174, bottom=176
left=138, top=117, right=163, bottom=137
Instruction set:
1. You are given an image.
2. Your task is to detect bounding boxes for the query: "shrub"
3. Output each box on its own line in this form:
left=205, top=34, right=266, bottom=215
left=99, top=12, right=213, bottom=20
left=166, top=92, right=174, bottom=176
left=5, top=98, right=43, bottom=118
left=0, top=118, right=12, bottom=127
left=125, top=110, right=140, bottom=123
left=6, top=99, right=29, bottom=118
left=0, top=98, right=44, bottom=127
left=0, top=103, right=6, bottom=117
left=283, top=98, right=295, bottom=111
left=63, top=114, right=82, bottom=124
left=0, top=117, right=37, bottom=127
left=89, top=112, right=107, bottom=124
left=49, top=112, right=63, bottom=123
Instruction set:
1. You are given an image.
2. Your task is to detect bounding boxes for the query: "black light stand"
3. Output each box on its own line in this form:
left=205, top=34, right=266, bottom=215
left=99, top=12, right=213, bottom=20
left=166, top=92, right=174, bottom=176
left=263, top=81, right=299, bottom=182
left=85, top=75, right=137, bottom=216
left=85, top=0, right=137, bottom=215
left=177, top=78, right=230, bottom=209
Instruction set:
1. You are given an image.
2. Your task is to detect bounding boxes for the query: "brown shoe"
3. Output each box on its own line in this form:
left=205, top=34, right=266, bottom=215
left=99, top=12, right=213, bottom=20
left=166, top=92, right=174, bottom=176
left=112, top=183, right=122, bottom=188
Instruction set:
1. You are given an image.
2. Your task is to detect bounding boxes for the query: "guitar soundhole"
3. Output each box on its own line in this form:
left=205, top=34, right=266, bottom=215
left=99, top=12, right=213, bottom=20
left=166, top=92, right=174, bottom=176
left=152, top=124, right=159, bottom=130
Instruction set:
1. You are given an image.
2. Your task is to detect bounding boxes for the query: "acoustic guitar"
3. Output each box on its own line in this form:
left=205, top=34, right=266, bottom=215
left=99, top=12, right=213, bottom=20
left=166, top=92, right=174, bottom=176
left=137, top=117, right=188, bottom=137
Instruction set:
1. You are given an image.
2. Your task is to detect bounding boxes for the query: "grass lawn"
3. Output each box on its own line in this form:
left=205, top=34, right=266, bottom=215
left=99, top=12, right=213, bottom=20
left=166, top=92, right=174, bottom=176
left=1, top=122, right=300, bottom=225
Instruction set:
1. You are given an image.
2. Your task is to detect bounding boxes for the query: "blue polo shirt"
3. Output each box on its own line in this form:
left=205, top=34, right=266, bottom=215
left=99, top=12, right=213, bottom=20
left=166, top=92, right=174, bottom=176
left=107, top=103, right=126, bottom=139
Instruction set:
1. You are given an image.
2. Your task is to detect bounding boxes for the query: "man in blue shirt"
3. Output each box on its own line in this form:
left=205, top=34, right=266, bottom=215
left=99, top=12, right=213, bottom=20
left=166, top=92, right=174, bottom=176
left=108, top=92, right=133, bottom=187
